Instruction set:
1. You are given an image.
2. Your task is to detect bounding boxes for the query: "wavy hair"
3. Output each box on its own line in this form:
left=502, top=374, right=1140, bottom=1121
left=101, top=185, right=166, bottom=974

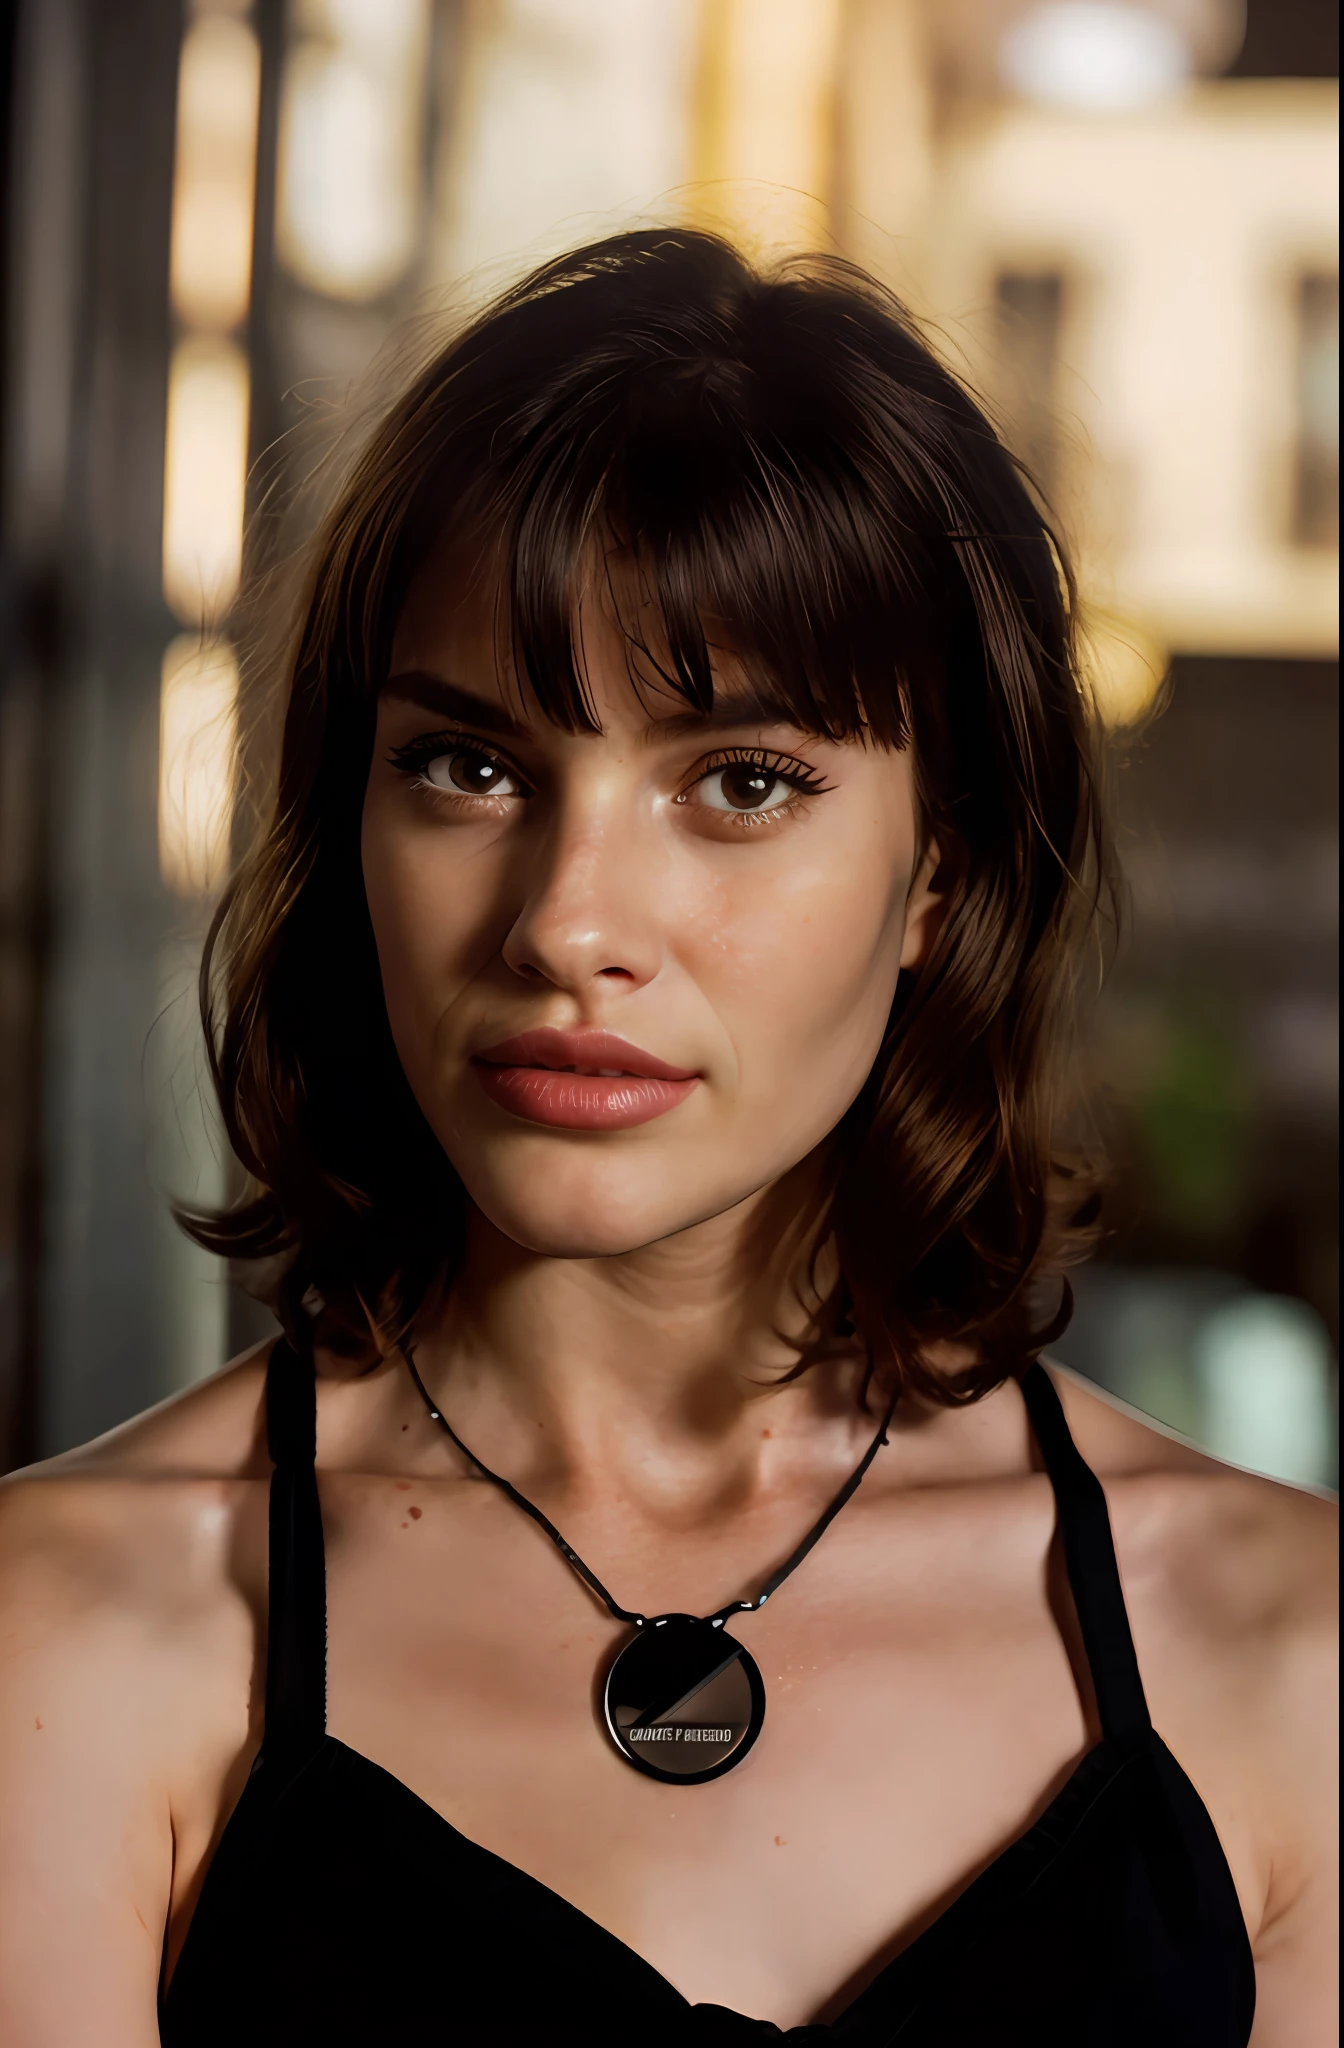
left=187, top=228, right=1114, bottom=1401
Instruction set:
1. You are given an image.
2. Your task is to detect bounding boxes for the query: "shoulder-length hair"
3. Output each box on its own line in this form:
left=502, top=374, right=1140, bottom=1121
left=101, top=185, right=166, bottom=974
left=189, top=228, right=1113, bottom=1402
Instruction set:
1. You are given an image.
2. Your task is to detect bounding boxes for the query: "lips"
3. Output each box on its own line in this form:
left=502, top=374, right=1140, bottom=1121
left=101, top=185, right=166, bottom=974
left=471, top=1028, right=700, bottom=1131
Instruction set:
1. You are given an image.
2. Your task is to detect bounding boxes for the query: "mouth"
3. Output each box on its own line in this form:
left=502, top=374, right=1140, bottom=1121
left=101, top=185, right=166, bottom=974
left=471, top=1028, right=701, bottom=1131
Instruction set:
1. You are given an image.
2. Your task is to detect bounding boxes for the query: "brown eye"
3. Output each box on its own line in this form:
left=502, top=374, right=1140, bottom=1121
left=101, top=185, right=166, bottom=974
left=424, top=747, right=521, bottom=798
left=698, top=762, right=791, bottom=813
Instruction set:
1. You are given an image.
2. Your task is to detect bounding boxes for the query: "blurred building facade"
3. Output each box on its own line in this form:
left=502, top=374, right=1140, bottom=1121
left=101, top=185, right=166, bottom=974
left=0, top=0, right=1337, bottom=1478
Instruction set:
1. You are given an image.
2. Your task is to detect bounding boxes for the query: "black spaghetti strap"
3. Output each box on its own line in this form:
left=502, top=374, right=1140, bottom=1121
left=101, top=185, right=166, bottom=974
left=263, top=1335, right=327, bottom=1761
left=1021, top=1362, right=1152, bottom=1747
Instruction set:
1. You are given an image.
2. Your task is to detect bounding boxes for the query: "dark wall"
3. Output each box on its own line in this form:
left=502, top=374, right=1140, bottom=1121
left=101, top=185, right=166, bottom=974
left=1, top=0, right=183, bottom=1465
left=1093, top=657, right=1339, bottom=1344
left=1229, top=0, right=1338, bottom=78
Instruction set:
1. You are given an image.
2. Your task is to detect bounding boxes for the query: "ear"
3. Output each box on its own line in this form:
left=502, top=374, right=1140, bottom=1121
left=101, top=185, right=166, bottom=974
left=899, top=835, right=952, bottom=973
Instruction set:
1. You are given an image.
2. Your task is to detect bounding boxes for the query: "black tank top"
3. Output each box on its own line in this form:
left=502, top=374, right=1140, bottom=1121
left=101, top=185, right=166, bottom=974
left=160, top=1340, right=1255, bottom=2045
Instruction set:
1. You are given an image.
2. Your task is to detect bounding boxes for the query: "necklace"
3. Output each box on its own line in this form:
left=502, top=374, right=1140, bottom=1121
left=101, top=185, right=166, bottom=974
left=403, top=1346, right=899, bottom=1786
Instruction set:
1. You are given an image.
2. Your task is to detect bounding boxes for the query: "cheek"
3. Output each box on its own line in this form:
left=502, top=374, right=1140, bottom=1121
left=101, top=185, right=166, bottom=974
left=690, top=801, right=913, bottom=1094
left=360, top=804, right=502, bottom=1048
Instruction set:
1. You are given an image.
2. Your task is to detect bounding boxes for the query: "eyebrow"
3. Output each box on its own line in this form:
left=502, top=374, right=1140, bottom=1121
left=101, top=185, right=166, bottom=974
left=382, top=671, right=527, bottom=737
left=648, top=688, right=803, bottom=737
left=381, top=669, right=805, bottom=742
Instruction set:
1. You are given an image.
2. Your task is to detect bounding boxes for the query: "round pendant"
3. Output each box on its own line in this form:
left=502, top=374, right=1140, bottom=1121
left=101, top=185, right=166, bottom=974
left=603, top=1614, right=766, bottom=1784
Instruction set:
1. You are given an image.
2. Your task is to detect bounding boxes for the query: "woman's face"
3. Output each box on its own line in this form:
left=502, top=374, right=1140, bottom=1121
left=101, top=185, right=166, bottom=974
left=361, top=547, right=943, bottom=1258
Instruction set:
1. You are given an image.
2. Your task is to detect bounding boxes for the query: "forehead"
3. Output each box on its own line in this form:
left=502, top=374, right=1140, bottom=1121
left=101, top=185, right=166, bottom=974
left=389, top=531, right=781, bottom=733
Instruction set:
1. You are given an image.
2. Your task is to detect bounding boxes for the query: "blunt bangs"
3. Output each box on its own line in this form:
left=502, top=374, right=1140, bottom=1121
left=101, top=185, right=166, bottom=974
left=387, top=234, right=1045, bottom=757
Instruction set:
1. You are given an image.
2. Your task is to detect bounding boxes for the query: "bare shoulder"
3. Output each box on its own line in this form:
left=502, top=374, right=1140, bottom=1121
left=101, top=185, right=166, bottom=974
left=0, top=1348, right=274, bottom=1893
left=1049, top=1358, right=1337, bottom=1625
left=1054, top=1362, right=1335, bottom=1890
left=0, top=1346, right=275, bottom=1700
left=0, top=1355, right=280, bottom=2038
left=1050, top=1365, right=1337, bottom=2029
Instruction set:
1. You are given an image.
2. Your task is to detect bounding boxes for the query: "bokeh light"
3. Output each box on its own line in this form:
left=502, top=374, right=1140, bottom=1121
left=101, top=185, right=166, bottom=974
left=161, top=336, right=251, bottom=628
left=158, top=634, right=241, bottom=900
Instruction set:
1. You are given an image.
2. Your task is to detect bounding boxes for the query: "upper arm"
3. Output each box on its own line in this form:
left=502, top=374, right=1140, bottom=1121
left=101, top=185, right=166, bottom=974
left=0, top=1480, right=172, bottom=2048
left=1246, top=1495, right=1338, bottom=2048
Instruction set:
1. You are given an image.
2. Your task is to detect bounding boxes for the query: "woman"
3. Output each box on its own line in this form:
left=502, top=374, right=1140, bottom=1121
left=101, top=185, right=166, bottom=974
left=0, top=232, right=1334, bottom=2046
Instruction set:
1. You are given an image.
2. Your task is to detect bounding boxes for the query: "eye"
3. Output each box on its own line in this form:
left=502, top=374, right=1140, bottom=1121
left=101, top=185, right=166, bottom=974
left=696, top=760, right=797, bottom=814
left=423, top=745, right=521, bottom=798
left=388, top=732, right=527, bottom=801
left=688, top=749, right=830, bottom=817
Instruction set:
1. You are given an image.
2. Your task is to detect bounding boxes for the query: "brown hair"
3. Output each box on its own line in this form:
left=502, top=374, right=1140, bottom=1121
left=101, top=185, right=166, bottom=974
left=188, top=228, right=1113, bottom=1401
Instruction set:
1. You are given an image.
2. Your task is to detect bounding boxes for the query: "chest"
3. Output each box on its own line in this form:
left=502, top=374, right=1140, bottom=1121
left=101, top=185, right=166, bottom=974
left=319, top=1474, right=1100, bottom=2021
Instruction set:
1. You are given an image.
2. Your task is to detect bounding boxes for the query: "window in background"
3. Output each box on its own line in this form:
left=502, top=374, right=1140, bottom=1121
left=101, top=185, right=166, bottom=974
left=994, top=269, right=1064, bottom=499
left=1294, top=270, right=1339, bottom=549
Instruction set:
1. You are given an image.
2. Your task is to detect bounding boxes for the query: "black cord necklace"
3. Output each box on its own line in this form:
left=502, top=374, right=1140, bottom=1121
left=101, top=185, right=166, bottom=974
left=403, top=1345, right=899, bottom=1786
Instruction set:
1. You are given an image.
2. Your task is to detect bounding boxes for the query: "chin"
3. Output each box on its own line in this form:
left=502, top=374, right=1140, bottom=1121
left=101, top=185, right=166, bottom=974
left=473, top=1195, right=688, bottom=1261
left=451, top=1141, right=754, bottom=1261
left=485, top=1209, right=664, bottom=1260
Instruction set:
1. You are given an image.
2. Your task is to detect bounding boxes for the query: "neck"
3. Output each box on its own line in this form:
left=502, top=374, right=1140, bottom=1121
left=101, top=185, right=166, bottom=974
left=407, top=1160, right=861, bottom=1495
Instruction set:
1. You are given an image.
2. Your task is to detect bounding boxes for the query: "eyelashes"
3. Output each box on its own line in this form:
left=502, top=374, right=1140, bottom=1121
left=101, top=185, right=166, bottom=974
left=387, top=730, right=525, bottom=801
left=385, top=728, right=834, bottom=825
left=689, top=747, right=833, bottom=812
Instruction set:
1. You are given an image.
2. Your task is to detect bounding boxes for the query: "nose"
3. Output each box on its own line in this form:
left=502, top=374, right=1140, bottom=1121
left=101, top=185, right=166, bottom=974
left=501, top=796, right=664, bottom=995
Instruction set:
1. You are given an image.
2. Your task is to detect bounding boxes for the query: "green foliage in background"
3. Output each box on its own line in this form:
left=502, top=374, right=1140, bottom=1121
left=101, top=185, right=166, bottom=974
left=1137, top=1008, right=1255, bottom=1239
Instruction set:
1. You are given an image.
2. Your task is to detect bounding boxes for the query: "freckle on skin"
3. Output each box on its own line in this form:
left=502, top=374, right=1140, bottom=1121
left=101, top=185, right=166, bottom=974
left=409, top=1506, right=422, bottom=1520
left=35, top=1717, right=42, bottom=1731
left=401, top=1521, right=409, bottom=1530
left=775, top=1836, right=786, bottom=1847
left=396, top=1480, right=412, bottom=1491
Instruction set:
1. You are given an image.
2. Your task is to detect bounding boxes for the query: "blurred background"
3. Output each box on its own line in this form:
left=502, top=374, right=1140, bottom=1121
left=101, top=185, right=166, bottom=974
left=0, top=0, right=1336, bottom=1484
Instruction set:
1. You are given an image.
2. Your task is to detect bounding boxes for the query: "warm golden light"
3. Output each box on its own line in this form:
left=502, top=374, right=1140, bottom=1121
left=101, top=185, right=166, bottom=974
left=691, top=0, right=843, bottom=252
left=908, top=81, right=1338, bottom=657
left=1078, top=608, right=1168, bottom=729
left=162, top=335, right=250, bottom=627
left=158, top=634, right=240, bottom=899
left=277, top=0, right=430, bottom=300
left=169, top=13, right=261, bottom=332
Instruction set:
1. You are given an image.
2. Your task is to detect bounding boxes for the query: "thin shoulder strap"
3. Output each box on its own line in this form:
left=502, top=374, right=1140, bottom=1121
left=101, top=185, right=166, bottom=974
left=263, top=1335, right=327, bottom=1760
left=1020, top=1362, right=1151, bottom=1747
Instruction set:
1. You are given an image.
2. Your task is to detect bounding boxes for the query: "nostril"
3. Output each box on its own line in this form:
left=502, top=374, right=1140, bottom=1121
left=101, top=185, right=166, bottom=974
left=598, top=966, right=636, bottom=980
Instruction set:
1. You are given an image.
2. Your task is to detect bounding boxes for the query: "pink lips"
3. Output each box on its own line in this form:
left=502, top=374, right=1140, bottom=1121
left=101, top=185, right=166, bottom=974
left=472, top=1028, right=700, bottom=1131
